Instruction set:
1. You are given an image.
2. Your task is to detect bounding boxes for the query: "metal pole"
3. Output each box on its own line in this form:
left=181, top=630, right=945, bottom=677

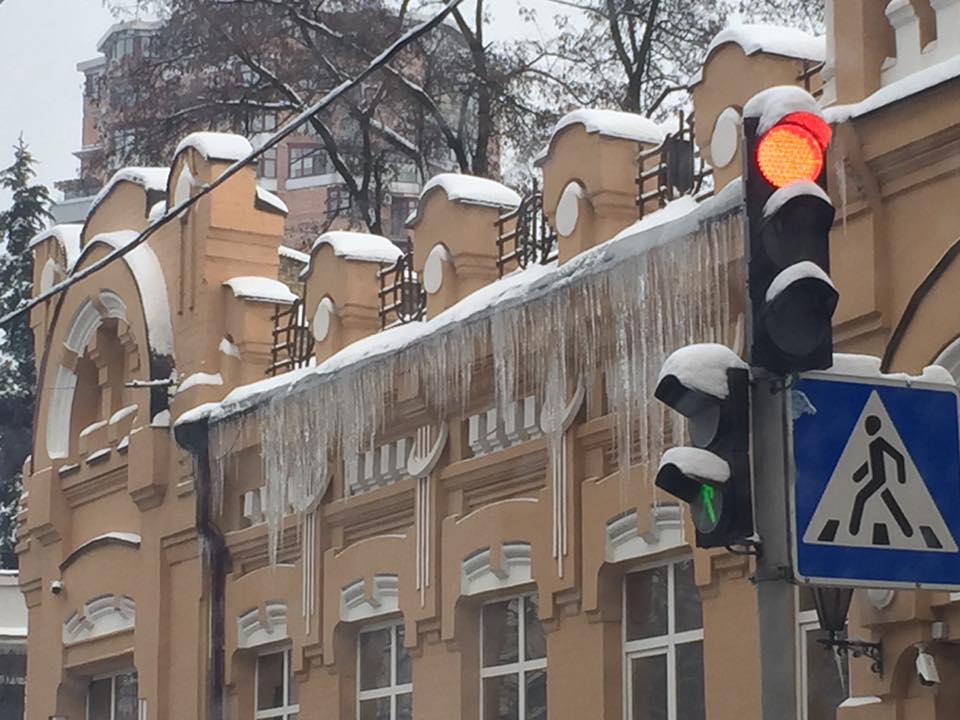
left=751, top=372, right=797, bottom=720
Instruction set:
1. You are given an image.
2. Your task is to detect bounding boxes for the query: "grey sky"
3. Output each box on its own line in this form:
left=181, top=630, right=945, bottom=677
left=0, top=0, right=576, bottom=210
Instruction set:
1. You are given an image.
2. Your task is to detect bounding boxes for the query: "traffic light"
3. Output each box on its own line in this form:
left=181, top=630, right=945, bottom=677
left=654, top=344, right=752, bottom=548
left=743, top=94, right=838, bottom=374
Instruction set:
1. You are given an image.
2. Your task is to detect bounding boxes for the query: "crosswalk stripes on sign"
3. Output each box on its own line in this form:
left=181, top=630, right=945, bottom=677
left=802, top=390, right=958, bottom=553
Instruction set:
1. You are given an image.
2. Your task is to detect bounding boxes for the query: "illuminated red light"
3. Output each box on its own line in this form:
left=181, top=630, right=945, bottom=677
left=756, top=112, right=831, bottom=188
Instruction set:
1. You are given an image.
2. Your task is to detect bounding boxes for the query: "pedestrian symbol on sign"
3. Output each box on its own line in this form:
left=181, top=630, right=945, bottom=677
left=803, top=390, right=958, bottom=552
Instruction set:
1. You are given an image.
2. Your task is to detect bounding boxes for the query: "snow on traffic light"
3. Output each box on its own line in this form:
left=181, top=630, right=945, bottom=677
left=654, top=344, right=753, bottom=548
left=743, top=87, right=837, bottom=374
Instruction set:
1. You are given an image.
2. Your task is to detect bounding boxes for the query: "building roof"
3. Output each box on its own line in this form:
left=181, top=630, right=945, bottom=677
left=96, top=19, right=164, bottom=52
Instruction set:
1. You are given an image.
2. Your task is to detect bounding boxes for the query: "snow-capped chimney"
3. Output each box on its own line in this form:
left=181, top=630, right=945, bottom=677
left=540, top=109, right=665, bottom=260
left=302, top=232, right=404, bottom=363
left=410, top=174, right=521, bottom=317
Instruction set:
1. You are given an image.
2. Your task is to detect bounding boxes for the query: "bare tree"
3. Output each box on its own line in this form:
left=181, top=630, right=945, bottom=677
left=102, top=0, right=546, bottom=236
left=520, top=0, right=823, bottom=120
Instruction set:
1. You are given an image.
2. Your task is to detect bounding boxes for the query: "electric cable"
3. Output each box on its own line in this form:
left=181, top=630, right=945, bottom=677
left=0, top=0, right=464, bottom=329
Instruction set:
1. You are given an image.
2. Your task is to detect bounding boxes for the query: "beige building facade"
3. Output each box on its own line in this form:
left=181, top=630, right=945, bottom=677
left=17, top=3, right=960, bottom=720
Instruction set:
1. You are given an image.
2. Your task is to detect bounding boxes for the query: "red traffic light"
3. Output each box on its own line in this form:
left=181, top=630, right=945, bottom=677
left=756, top=112, right=831, bottom=189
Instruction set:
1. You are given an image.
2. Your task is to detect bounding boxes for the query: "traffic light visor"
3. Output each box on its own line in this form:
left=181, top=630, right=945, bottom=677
left=756, top=112, right=830, bottom=189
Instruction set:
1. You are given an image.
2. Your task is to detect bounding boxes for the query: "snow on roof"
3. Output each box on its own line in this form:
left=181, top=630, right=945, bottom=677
left=659, top=447, right=730, bottom=484
left=743, top=85, right=825, bottom=136
left=549, top=108, right=667, bottom=146
left=223, top=276, right=297, bottom=305
left=256, top=186, right=288, bottom=215
left=89, top=167, right=170, bottom=219
left=83, top=230, right=175, bottom=357
left=408, top=173, right=521, bottom=226
left=28, top=224, right=83, bottom=269
left=826, top=54, right=960, bottom=123
left=310, top=231, right=403, bottom=264
left=181, top=180, right=744, bottom=427
left=178, top=372, right=224, bottom=393
left=762, top=181, right=832, bottom=218
left=658, top=343, right=747, bottom=399
left=279, top=245, right=310, bottom=264
left=174, top=132, right=253, bottom=162
left=691, top=24, right=825, bottom=85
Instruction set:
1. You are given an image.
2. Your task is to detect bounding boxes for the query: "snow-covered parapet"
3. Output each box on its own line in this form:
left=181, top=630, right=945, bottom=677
left=406, top=173, right=521, bottom=228
left=87, top=167, right=170, bottom=221
left=546, top=108, right=667, bottom=149
left=691, top=24, right=825, bottom=85
left=223, top=276, right=297, bottom=305
left=174, top=132, right=253, bottom=162
left=309, top=231, right=402, bottom=265
left=28, top=224, right=83, bottom=271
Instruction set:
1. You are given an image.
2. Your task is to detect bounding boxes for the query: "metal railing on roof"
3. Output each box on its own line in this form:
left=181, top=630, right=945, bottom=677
left=267, top=298, right=314, bottom=377
left=495, top=184, right=558, bottom=277
left=378, top=252, right=426, bottom=329
left=636, top=111, right=713, bottom=219
left=799, top=59, right=826, bottom=99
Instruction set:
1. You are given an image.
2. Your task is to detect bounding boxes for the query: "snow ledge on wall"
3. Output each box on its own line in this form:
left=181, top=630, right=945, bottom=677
left=174, top=132, right=253, bottom=162
left=407, top=173, right=521, bottom=227
left=223, top=276, right=297, bottom=305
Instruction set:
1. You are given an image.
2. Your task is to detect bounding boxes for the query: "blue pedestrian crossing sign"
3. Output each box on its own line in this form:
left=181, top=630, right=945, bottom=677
left=791, top=371, right=960, bottom=589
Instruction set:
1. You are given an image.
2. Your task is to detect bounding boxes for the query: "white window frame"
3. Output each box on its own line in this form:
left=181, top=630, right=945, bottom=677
left=86, top=669, right=139, bottom=720
left=356, top=621, right=412, bottom=720
left=255, top=647, right=299, bottom=720
left=622, top=556, right=704, bottom=720
left=479, top=593, right=547, bottom=720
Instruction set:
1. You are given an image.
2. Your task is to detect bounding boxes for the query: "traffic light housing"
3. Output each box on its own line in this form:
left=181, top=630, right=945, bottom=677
left=654, top=344, right=752, bottom=548
left=743, top=99, right=838, bottom=374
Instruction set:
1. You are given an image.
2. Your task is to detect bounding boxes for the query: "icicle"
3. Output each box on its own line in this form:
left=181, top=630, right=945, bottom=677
left=206, top=207, right=744, bottom=565
left=835, top=158, right=848, bottom=238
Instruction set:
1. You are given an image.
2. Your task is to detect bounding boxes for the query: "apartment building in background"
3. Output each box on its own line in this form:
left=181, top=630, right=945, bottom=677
left=53, top=19, right=431, bottom=251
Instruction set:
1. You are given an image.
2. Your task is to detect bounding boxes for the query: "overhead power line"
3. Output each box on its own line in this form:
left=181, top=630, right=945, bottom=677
left=0, top=0, right=464, bottom=329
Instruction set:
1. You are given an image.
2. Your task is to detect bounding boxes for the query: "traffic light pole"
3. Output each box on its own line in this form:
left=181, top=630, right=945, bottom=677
left=752, top=374, right=798, bottom=720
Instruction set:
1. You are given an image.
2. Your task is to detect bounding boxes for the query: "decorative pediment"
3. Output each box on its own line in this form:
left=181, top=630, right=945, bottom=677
left=461, top=542, right=532, bottom=596
left=237, top=601, right=288, bottom=649
left=63, top=594, right=135, bottom=645
left=339, top=574, right=400, bottom=622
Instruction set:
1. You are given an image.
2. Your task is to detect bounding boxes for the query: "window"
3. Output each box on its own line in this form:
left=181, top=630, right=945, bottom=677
left=85, top=73, right=103, bottom=102
left=357, top=623, right=412, bottom=720
left=326, top=186, right=351, bottom=217
left=111, top=129, right=137, bottom=164
left=259, top=148, right=277, bottom=180
left=480, top=595, right=546, bottom=720
left=623, top=558, right=704, bottom=720
left=240, top=64, right=260, bottom=87
left=256, top=648, right=299, bottom=720
left=140, top=36, right=154, bottom=58
left=87, top=670, right=138, bottom=720
left=111, top=35, right=135, bottom=61
left=797, top=589, right=848, bottom=720
left=249, top=112, right=278, bottom=134
left=289, top=146, right=329, bottom=179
